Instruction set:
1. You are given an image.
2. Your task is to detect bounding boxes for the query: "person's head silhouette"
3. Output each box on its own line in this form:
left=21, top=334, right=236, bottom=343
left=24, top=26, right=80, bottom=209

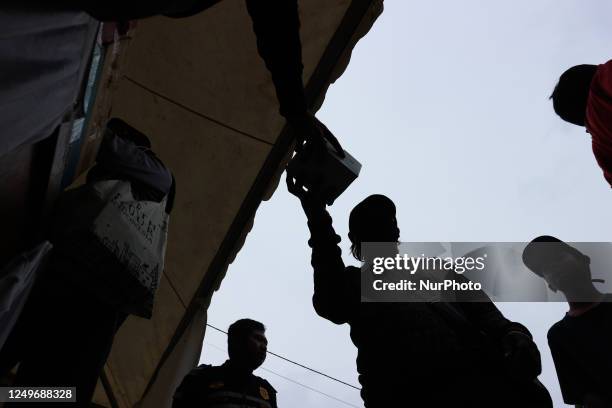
left=348, top=194, right=400, bottom=261
left=551, top=64, right=598, bottom=126
left=522, top=236, right=598, bottom=301
left=227, top=319, right=267, bottom=372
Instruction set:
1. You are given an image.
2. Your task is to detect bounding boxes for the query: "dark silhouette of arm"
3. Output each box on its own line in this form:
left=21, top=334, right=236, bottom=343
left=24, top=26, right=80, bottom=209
left=458, top=300, right=531, bottom=340
left=457, top=287, right=542, bottom=379
left=245, top=0, right=307, bottom=119
left=305, top=204, right=350, bottom=324
left=452, top=273, right=531, bottom=339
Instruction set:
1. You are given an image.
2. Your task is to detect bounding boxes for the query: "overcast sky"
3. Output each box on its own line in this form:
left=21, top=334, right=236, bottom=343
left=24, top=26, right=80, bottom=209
left=200, top=1, right=612, bottom=406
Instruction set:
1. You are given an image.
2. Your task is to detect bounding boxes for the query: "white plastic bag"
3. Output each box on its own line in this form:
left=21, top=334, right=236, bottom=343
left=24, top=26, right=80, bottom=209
left=92, top=180, right=168, bottom=296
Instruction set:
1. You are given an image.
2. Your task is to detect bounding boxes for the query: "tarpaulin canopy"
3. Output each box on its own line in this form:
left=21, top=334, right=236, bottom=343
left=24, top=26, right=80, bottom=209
left=75, top=1, right=384, bottom=406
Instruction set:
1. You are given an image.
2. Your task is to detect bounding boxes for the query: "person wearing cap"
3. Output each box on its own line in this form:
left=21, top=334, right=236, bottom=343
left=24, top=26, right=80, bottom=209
left=173, top=319, right=277, bottom=408
left=523, top=236, right=612, bottom=408
left=287, top=182, right=548, bottom=407
left=550, top=61, right=612, bottom=187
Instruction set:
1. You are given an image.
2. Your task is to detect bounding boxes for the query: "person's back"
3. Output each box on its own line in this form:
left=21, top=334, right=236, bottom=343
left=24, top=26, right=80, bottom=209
left=317, top=265, right=541, bottom=407
left=339, top=277, right=471, bottom=405
left=313, top=262, right=465, bottom=386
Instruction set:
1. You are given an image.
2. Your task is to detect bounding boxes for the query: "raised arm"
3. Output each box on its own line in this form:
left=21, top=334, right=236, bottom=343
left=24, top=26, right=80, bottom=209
left=246, top=0, right=344, bottom=156
left=245, top=0, right=306, bottom=120
left=287, top=176, right=350, bottom=324
left=307, top=205, right=351, bottom=324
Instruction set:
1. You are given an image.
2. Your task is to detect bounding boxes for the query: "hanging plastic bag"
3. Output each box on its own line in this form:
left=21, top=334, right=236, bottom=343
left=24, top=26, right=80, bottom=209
left=52, top=179, right=168, bottom=318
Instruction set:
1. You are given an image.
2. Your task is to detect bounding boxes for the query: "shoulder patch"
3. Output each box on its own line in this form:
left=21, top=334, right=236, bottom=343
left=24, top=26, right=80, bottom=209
left=259, top=386, right=270, bottom=400
left=256, top=377, right=277, bottom=393
left=208, top=381, right=225, bottom=389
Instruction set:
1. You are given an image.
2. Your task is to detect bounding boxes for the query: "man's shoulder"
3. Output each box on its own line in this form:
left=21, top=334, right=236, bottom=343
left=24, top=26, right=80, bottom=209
left=252, top=374, right=276, bottom=393
left=173, top=364, right=225, bottom=406
left=593, top=60, right=612, bottom=93
left=251, top=374, right=277, bottom=404
left=345, top=265, right=361, bottom=283
left=547, top=314, right=587, bottom=351
left=192, top=363, right=214, bottom=371
left=185, top=365, right=275, bottom=391
left=547, top=318, right=567, bottom=341
left=175, top=364, right=226, bottom=396
left=598, top=60, right=612, bottom=78
left=184, top=363, right=226, bottom=382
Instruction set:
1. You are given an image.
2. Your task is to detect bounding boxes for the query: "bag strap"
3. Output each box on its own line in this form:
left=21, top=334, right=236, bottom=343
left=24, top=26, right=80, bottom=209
left=429, top=301, right=487, bottom=344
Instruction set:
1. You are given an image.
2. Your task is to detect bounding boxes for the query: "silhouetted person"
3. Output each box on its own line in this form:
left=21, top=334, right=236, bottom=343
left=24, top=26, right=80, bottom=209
left=523, top=236, right=612, bottom=408
left=0, top=120, right=175, bottom=405
left=287, top=182, right=549, bottom=407
left=551, top=62, right=612, bottom=187
left=1, top=0, right=341, bottom=157
left=173, top=319, right=276, bottom=408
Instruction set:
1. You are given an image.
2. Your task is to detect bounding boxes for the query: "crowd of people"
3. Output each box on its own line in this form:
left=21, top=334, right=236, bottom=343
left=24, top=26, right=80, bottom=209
left=1, top=1, right=611, bottom=407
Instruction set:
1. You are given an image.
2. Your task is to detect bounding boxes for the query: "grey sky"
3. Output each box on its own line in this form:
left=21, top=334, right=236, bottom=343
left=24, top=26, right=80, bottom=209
left=200, top=1, right=612, bottom=406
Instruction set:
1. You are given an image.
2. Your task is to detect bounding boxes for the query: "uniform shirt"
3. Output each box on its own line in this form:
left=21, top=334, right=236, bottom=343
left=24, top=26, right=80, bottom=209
left=586, top=60, right=612, bottom=187
left=547, top=296, right=612, bottom=405
left=173, top=361, right=277, bottom=408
